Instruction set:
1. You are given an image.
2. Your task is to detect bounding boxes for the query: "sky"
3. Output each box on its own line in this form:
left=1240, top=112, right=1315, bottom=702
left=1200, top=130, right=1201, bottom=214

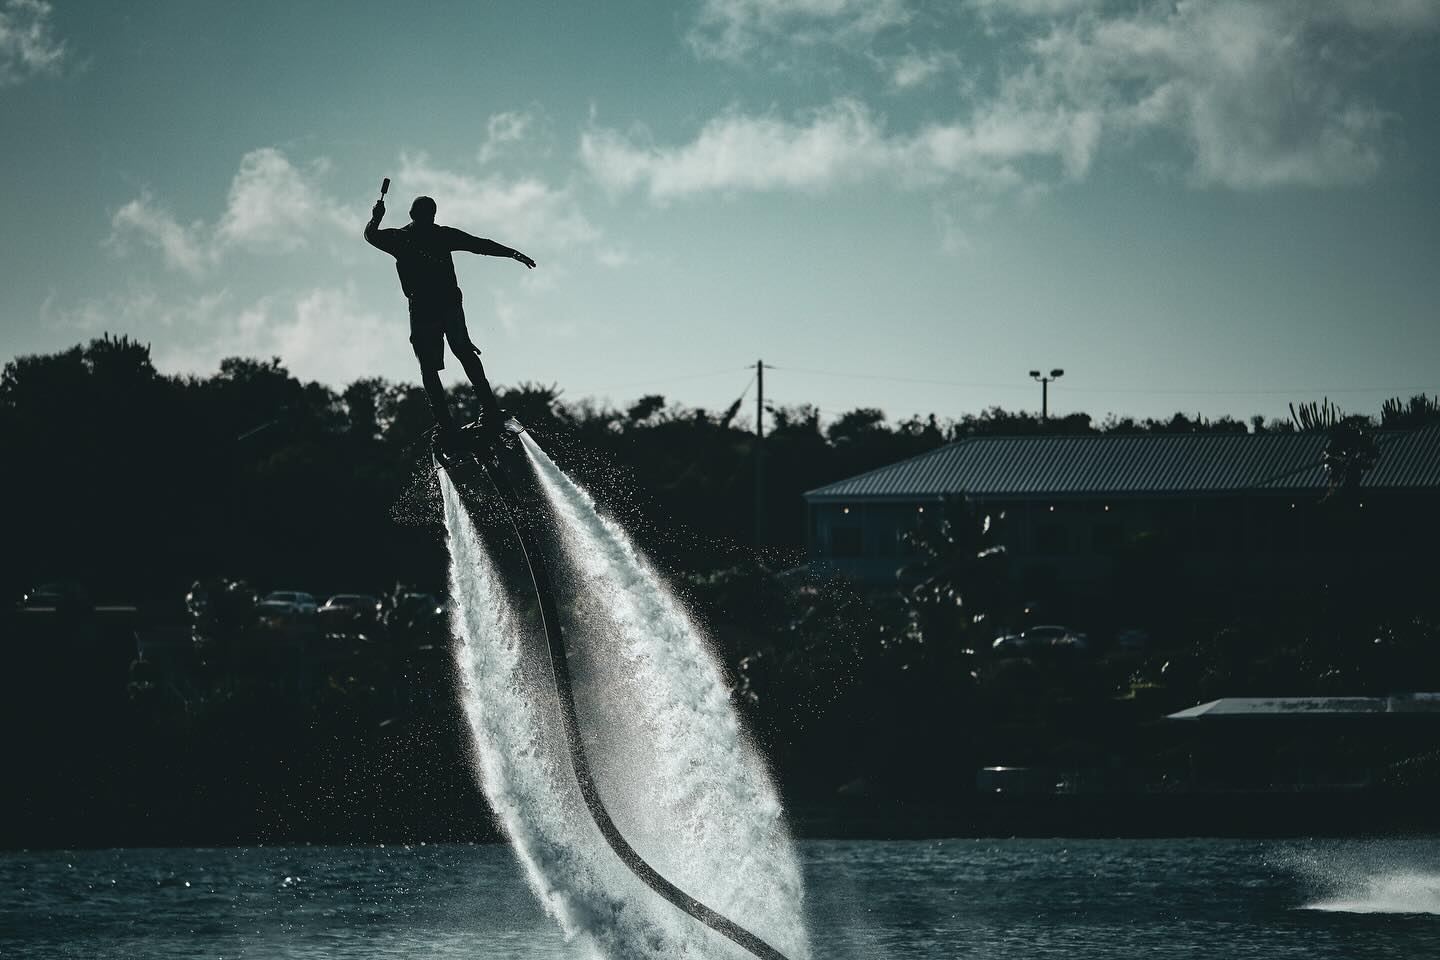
left=2, top=0, right=1438, bottom=427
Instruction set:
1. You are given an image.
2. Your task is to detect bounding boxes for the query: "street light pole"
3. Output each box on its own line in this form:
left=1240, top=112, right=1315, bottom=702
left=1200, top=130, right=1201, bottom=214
left=755, top=359, right=767, bottom=547
left=1029, top=368, right=1065, bottom=421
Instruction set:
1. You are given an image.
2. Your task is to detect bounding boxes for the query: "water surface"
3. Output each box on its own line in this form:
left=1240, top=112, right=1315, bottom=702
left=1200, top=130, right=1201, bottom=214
left=4, top=838, right=1439, bottom=958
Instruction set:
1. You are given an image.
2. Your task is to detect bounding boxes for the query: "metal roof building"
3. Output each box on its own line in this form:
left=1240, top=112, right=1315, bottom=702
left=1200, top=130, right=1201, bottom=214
left=1169, top=695, right=1440, bottom=720
left=806, top=426, right=1440, bottom=502
left=802, top=426, right=1440, bottom=592
left=1165, top=695, right=1440, bottom=794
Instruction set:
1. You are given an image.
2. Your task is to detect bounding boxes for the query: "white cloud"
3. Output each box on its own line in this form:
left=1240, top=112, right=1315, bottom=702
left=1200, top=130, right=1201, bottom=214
left=111, top=145, right=603, bottom=275
left=885, top=49, right=962, bottom=90
left=972, top=0, right=1440, bottom=26
left=923, top=97, right=1102, bottom=182
left=582, top=102, right=891, bottom=198
left=108, top=194, right=212, bottom=275
left=215, top=149, right=349, bottom=252
left=278, top=287, right=393, bottom=383
left=396, top=152, right=602, bottom=253
left=151, top=285, right=392, bottom=386
left=0, top=0, right=66, bottom=87
left=109, top=148, right=350, bottom=272
left=478, top=110, right=537, bottom=164
left=99, top=145, right=609, bottom=384
left=978, top=1, right=1440, bottom=188
left=663, top=0, right=1437, bottom=195
left=1022, top=0, right=1407, bottom=189
left=55, top=282, right=425, bottom=388
left=98, top=149, right=611, bottom=384
left=967, top=0, right=1105, bottom=16
left=688, top=0, right=909, bottom=60
left=581, top=98, right=1100, bottom=201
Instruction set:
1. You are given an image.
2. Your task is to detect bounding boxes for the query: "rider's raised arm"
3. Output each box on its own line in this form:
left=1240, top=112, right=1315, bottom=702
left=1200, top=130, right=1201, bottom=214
left=364, top=201, right=398, bottom=254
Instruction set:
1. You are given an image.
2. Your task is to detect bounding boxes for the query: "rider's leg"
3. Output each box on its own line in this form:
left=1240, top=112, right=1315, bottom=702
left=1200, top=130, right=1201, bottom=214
left=420, top=367, right=459, bottom=442
left=457, top=344, right=502, bottom=423
left=445, top=307, right=503, bottom=426
left=410, top=302, right=458, bottom=444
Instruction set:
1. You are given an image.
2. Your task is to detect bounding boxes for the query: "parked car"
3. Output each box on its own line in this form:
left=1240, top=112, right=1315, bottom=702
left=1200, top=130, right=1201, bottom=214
left=18, top=581, right=92, bottom=613
left=260, top=591, right=318, bottom=616
left=318, top=594, right=380, bottom=630
left=1035, top=625, right=1088, bottom=650
left=992, top=624, right=1089, bottom=654
left=991, top=631, right=1027, bottom=654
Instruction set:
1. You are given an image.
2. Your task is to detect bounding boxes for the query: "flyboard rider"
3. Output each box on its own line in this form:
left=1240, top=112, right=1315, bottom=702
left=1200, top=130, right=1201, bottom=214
left=366, top=186, right=792, bottom=960
left=365, top=185, right=535, bottom=449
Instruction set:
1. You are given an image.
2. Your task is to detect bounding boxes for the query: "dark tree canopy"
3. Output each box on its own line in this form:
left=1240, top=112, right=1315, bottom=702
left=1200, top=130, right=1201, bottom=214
left=1, top=335, right=1427, bottom=604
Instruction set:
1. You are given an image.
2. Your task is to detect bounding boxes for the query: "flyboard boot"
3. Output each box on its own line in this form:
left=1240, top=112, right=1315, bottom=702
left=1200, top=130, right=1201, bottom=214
left=432, top=413, right=527, bottom=490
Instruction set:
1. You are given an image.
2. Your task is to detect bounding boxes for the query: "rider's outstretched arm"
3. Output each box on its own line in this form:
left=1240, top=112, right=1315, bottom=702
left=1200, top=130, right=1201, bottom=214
left=446, top=228, right=536, bottom=268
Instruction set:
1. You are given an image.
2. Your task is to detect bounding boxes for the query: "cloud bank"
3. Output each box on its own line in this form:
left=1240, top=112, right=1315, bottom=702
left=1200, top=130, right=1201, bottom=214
left=45, top=284, right=391, bottom=388
left=582, top=98, right=1098, bottom=200
left=1020, top=0, right=1407, bottom=188
left=147, top=286, right=394, bottom=387
left=111, top=141, right=604, bottom=274
left=109, top=149, right=349, bottom=274
left=101, top=128, right=609, bottom=384
left=656, top=0, right=1439, bottom=196
left=396, top=152, right=600, bottom=252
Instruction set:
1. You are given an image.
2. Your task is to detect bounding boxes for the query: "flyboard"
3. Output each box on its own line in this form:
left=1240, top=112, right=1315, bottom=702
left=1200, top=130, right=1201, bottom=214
left=436, top=418, right=791, bottom=960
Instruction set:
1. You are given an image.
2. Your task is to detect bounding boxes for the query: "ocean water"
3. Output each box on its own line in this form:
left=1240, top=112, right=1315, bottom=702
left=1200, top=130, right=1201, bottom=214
left=3, top=838, right=1438, bottom=959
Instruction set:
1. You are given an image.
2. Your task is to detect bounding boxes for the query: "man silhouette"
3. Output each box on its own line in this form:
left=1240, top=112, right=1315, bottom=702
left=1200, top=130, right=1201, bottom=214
left=365, top=194, right=535, bottom=447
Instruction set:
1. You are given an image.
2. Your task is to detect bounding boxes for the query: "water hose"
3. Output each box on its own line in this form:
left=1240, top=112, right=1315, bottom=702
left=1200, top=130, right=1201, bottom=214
left=448, top=431, right=792, bottom=960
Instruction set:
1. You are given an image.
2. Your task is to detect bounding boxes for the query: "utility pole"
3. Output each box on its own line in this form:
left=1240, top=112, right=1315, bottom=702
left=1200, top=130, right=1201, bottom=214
left=754, top=359, right=766, bottom=547
left=1029, top=368, right=1065, bottom=420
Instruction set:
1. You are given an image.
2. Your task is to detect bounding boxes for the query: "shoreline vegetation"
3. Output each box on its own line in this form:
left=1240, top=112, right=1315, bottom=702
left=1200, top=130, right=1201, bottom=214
left=4, top=335, right=1439, bottom=848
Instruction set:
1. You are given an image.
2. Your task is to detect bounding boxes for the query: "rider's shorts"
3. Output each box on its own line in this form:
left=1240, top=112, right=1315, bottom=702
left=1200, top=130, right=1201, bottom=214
left=408, top=291, right=479, bottom=373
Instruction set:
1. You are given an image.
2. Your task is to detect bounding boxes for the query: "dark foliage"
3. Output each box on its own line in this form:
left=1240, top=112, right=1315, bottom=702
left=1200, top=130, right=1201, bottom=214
left=4, top=337, right=1439, bottom=841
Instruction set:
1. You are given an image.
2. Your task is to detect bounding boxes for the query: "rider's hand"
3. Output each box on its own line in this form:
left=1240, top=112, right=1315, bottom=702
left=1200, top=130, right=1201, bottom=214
left=514, top=251, right=536, bottom=269
left=371, top=200, right=386, bottom=221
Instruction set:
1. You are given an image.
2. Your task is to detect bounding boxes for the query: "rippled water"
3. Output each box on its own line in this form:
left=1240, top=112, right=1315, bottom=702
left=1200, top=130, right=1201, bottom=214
left=4, top=839, right=1439, bottom=958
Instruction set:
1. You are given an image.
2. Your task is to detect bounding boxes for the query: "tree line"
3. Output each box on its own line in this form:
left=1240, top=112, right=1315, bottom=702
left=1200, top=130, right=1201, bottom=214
left=3, top=333, right=1435, bottom=606
left=4, top=334, right=1440, bottom=842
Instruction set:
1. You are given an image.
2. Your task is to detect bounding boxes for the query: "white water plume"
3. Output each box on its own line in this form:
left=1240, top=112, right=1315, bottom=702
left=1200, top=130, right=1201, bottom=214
left=1306, top=870, right=1440, bottom=914
left=441, top=449, right=810, bottom=960
left=1283, top=840, right=1440, bottom=915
